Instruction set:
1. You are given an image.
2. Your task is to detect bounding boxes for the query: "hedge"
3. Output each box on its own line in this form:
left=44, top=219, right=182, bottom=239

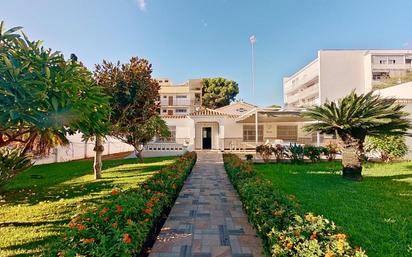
left=47, top=151, right=197, bottom=257
left=223, top=154, right=367, bottom=257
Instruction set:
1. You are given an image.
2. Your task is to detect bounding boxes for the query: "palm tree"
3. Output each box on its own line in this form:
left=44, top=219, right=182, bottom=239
left=303, top=91, right=410, bottom=180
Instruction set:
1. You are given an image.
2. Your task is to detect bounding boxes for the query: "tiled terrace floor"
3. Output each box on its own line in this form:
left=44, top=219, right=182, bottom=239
left=149, top=151, right=263, bottom=257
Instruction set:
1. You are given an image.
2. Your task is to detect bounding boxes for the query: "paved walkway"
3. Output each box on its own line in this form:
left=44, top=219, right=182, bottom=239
left=149, top=151, right=263, bottom=257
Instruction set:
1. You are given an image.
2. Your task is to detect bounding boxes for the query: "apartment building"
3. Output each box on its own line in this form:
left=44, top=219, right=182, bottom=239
left=158, top=78, right=202, bottom=116
left=283, top=49, right=412, bottom=107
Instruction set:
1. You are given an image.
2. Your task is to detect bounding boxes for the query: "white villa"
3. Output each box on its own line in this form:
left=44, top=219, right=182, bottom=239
left=144, top=79, right=321, bottom=154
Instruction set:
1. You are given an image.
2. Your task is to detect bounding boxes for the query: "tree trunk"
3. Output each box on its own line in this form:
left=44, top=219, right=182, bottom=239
left=134, top=145, right=144, bottom=163
left=341, top=143, right=363, bottom=181
left=93, top=136, right=104, bottom=179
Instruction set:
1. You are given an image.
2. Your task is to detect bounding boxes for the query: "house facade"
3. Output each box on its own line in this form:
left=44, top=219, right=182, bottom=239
left=146, top=100, right=317, bottom=153
left=283, top=49, right=412, bottom=108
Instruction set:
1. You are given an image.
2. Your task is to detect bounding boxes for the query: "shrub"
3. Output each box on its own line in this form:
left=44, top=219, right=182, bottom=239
left=223, top=154, right=367, bottom=257
left=303, top=145, right=322, bottom=163
left=256, top=144, right=274, bottom=163
left=322, top=142, right=340, bottom=161
left=47, top=152, right=197, bottom=257
left=0, top=148, right=33, bottom=186
left=245, top=154, right=254, bottom=161
left=365, top=135, right=407, bottom=162
left=273, top=144, right=287, bottom=161
left=288, top=144, right=304, bottom=164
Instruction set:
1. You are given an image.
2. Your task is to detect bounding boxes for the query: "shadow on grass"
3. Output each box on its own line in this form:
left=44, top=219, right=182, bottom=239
left=0, top=234, right=59, bottom=257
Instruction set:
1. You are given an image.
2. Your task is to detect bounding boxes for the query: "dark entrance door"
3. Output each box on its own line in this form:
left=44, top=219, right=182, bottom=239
left=202, top=127, right=212, bottom=149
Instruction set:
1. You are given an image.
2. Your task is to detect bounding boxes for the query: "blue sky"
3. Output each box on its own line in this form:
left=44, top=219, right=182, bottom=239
left=2, top=0, right=412, bottom=106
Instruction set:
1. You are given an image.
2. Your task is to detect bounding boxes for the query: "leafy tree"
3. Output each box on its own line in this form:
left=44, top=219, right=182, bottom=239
left=365, top=135, right=408, bottom=162
left=303, top=91, right=410, bottom=180
left=268, top=104, right=281, bottom=109
left=201, top=77, right=239, bottom=109
left=94, top=57, right=170, bottom=162
left=0, top=21, right=110, bottom=179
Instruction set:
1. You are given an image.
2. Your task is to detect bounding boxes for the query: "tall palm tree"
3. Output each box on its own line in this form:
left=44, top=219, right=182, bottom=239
left=303, top=91, right=410, bottom=180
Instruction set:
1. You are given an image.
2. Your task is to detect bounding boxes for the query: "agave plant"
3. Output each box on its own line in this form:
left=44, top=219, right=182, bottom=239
left=303, top=91, right=410, bottom=180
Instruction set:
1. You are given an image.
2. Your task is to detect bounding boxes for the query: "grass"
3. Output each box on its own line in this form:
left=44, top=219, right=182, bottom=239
left=0, top=156, right=176, bottom=257
left=255, top=161, right=412, bottom=257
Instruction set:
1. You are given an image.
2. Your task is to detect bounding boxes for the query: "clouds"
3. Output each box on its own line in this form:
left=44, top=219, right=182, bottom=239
left=137, top=0, right=146, bottom=10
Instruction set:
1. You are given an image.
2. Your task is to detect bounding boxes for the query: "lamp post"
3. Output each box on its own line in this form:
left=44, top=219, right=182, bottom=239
left=249, top=35, right=256, bottom=97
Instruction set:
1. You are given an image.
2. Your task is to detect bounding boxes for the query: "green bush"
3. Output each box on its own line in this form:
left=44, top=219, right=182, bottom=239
left=223, top=154, right=367, bottom=257
left=303, top=145, right=322, bottom=163
left=322, top=142, right=340, bottom=161
left=256, top=144, right=274, bottom=163
left=245, top=154, right=254, bottom=161
left=273, top=144, right=287, bottom=161
left=365, top=135, right=408, bottom=162
left=288, top=144, right=304, bottom=164
left=0, top=147, right=33, bottom=186
left=47, top=152, right=196, bottom=257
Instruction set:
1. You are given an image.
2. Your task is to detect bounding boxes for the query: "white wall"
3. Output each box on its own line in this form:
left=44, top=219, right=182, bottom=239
left=319, top=50, right=367, bottom=103
left=34, top=133, right=134, bottom=165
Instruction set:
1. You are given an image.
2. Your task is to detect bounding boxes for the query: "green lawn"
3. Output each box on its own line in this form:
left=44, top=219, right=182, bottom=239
left=0, top=156, right=176, bottom=257
left=255, top=161, right=412, bottom=257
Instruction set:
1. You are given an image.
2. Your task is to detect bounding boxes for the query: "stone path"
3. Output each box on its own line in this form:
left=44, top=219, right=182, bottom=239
left=149, top=151, right=263, bottom=257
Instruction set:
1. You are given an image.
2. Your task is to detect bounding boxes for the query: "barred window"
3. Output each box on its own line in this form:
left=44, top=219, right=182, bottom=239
left=243, top=125, right=263, bottom=142
left=277, top=125, right=298, bottom=141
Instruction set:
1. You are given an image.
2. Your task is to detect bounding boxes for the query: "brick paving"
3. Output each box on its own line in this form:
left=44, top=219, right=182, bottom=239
left=149, top=151, right=263, bottom=257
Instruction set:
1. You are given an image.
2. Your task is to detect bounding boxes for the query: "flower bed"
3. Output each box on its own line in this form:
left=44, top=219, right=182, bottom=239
left=223, top=154, right=367, bottom=257
left=47, top=152, right=196, bottom=257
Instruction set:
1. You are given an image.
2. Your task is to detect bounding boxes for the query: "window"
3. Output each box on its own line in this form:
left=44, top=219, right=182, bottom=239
left=372, top=72, right=389, bottom=80
left=277, top=125, right=298, bottom=141
left=389, top=59, right=396, bottom=64
left=176, top=95, right=187, bottom=99
left=379, top=60, right=387, bottom=64
left=162, top=109, right=167, bottom=113
left=167, top=110, right=173, bottom=115
left=163, top=96, right=167, bottom=98
left=158, top=126, right=176, bottom=142
left=236, top=108, right=247, bottom=113
left=176, top=109, right=187, bottom=113
left=243, top=125, right=263, bottom=142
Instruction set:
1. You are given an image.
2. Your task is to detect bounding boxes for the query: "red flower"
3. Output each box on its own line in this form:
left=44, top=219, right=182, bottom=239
left=111, top=189, right=120, bottom=196
left=127, top=219, right=133, bottom=225
left=99, top=207, right=109, bottom=216
left=122, top=233, right=132, bottom=244
left=77, top=224, right=86, bottom=231
left=81, top=238, right=96, bottom=244
left=111, top=222, right=118, bottom=229
left=142, top=208, right=153, bottom=214
left=116, top=205, right=123, bottom=214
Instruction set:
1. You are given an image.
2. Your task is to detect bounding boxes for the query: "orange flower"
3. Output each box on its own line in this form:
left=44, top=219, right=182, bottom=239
left=325, top=250, right=334, bottom=257
left=122, top=233, right=132, bottom=244
left=335, top=233, right=347, bottom=240
left=77, top=224, right=86, bottom=231
left=286, top=241, right=293, bottom=249
left=310, top=231, right=317, bottom=240
left=142, top=208, right=153, bottom=214
left=111, top=189, right=119, bottom=196
left=81, top=238, right=96, bottom=244
left=172, top=184, right=176, bottom=190
left=146, top=202, right=155, bottom=208
left=99, top=207, right=109, bottom=216
left=68, top=223, right=76, bottom=229
left=127, top=219, right=133, bottom=225
left=57, top=251, right=65, bottom=257
left=111, top=222, right=118, bottom=229
left=116, top=205, right=123, bottom=214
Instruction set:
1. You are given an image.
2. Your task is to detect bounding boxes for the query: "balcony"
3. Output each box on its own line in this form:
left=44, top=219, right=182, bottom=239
left=372, top=63, right=412, bottom=71
left=160, top=98, right=197, bottom=106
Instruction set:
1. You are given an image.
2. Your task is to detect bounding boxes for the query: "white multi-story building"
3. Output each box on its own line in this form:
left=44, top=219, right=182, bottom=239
left=158, top=79, right=202, bottom=116
left=283, top=49, right=412, bottom=107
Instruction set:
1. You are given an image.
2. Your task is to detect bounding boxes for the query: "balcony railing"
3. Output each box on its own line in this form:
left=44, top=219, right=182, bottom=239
left=160, top=99, right=201, bottom=106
